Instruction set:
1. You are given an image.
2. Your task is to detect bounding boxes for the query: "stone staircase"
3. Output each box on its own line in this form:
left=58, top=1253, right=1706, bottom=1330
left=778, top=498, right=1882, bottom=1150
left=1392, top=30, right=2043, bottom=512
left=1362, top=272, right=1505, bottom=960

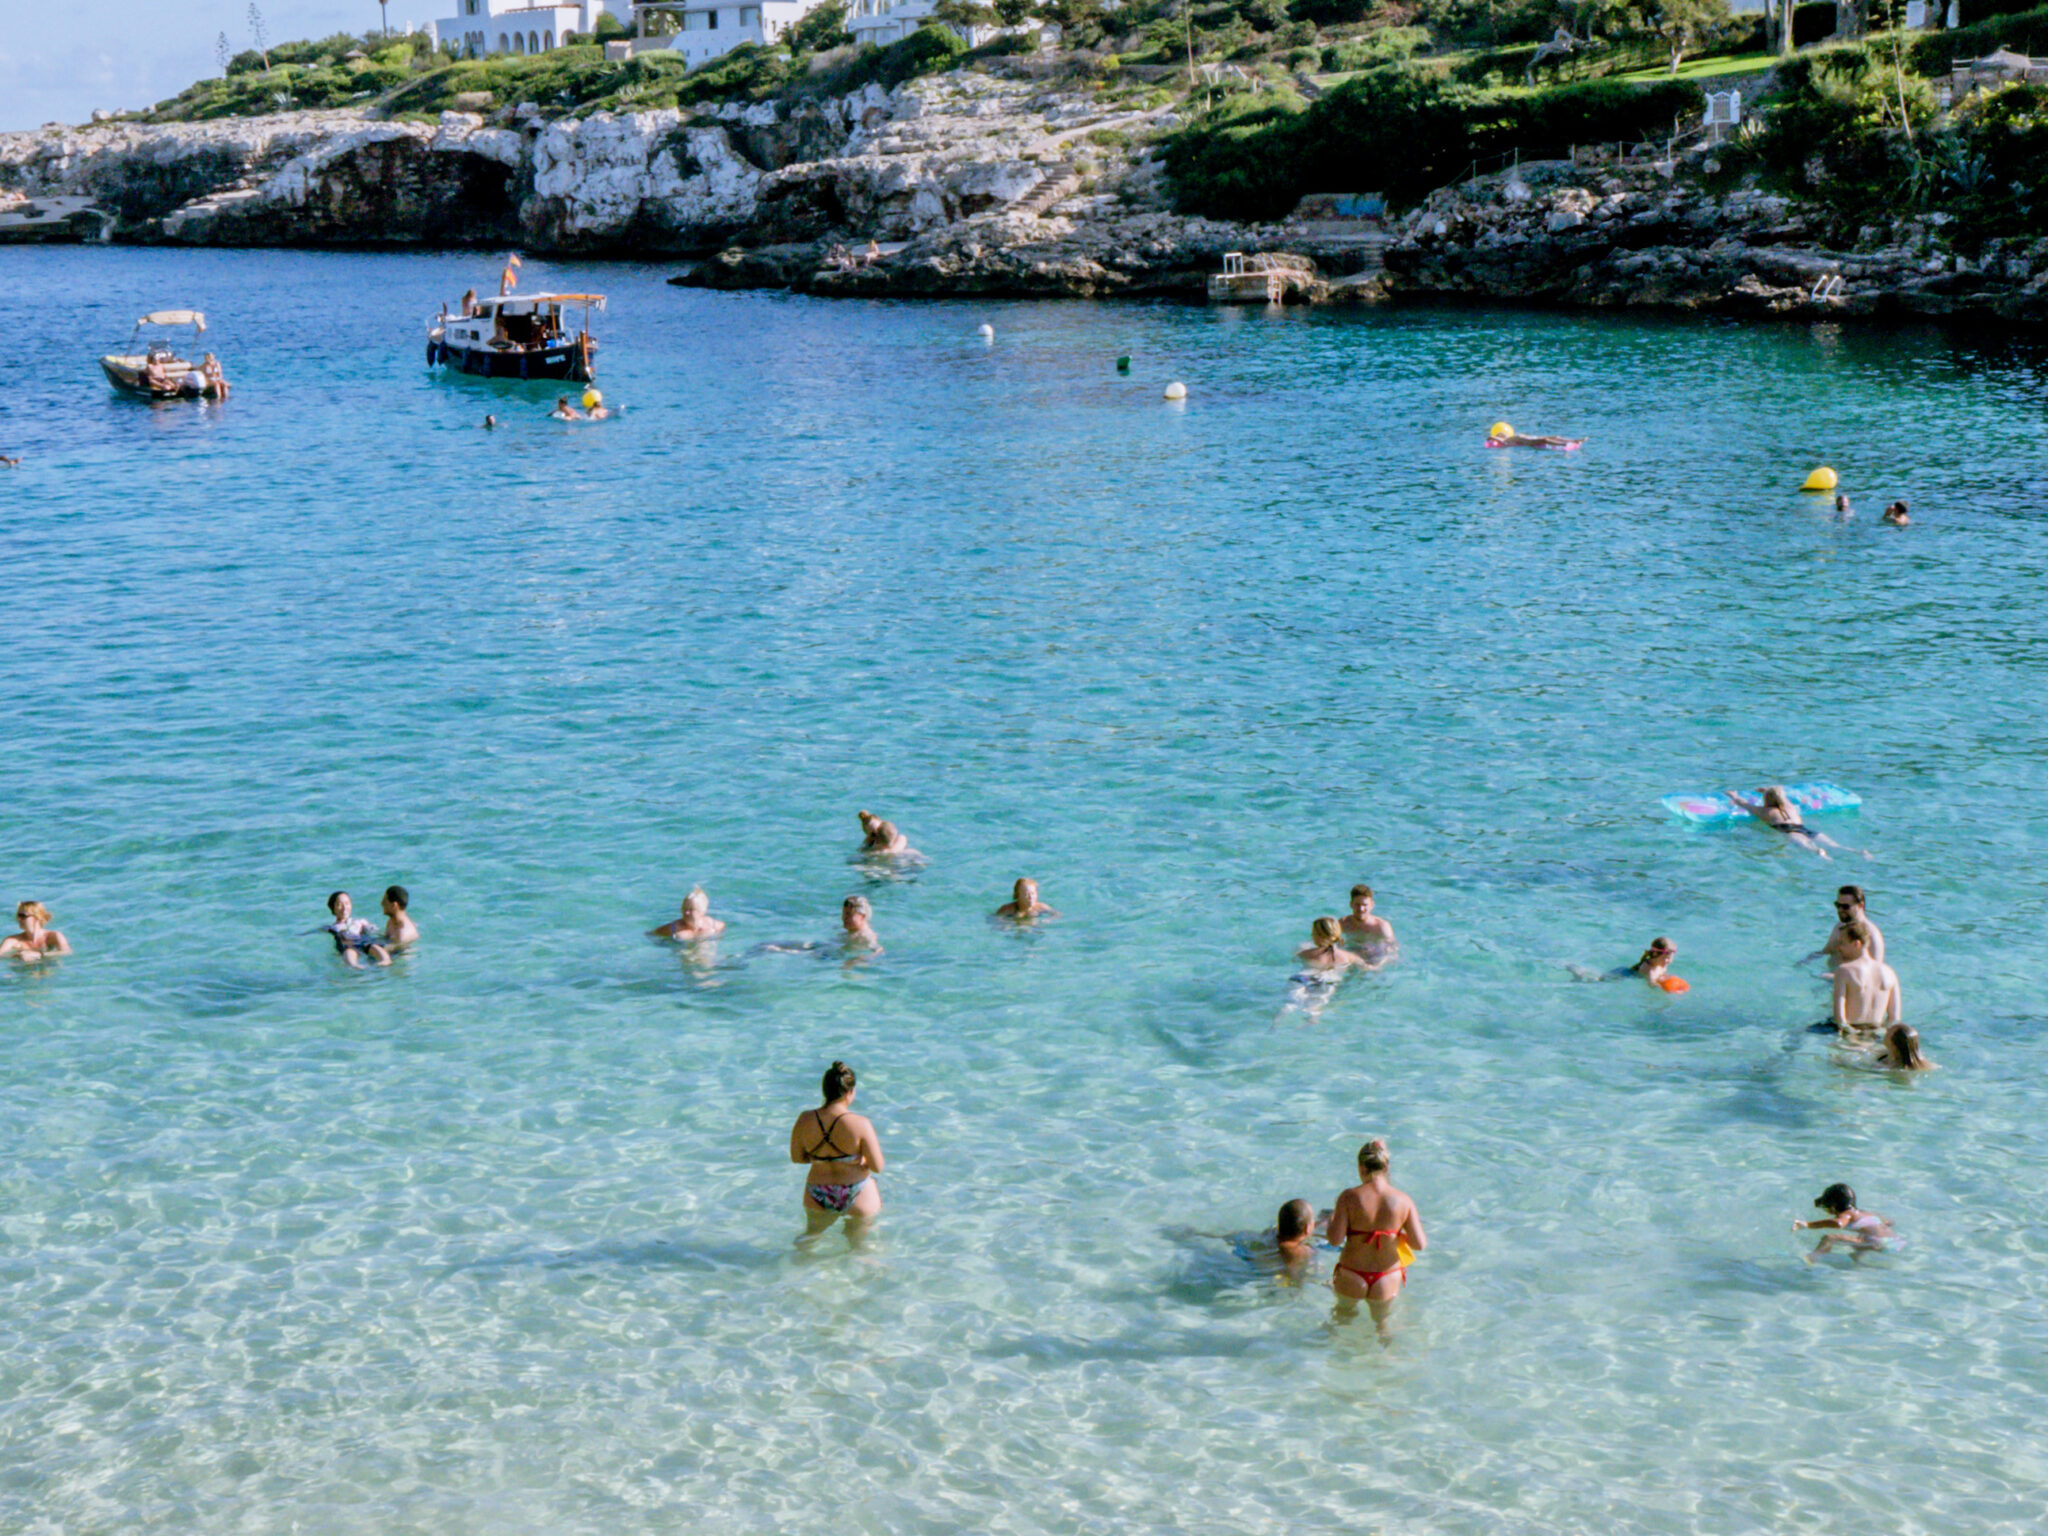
left=1013, top=160, right=1081, bottom=219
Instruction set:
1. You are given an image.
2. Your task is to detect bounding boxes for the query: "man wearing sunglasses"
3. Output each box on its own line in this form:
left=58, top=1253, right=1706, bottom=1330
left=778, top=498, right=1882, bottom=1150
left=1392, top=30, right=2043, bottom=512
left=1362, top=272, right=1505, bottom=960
left=1801, top=885, right=1884, bottom=973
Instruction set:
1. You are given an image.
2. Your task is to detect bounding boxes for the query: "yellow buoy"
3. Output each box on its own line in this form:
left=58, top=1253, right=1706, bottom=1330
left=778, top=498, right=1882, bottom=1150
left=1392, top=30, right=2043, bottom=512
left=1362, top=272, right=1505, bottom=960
left=582, top=389, right=602, bottom=409
left=1801, top=466, right=1838, bottom=492
left=1489, top=421, right=1513, bottom=441
left=1163, top=381, right=1187, bottom=400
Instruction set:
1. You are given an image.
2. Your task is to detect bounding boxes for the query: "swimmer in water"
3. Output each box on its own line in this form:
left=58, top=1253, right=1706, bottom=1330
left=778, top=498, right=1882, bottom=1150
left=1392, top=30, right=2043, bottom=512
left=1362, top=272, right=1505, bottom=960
left=1801, top=885, right=1884, bottom=972
left=0, top=901, right=71, bottom=961
left=379, top=885, right=418, bottom=952
left=1836, top=1022, right=1936, bottom=1073
left=841, top=894, right=882, bottom=952
left=483, top=414, right=498, bottom=430
left=1297, top=916, right=1375, bottom=974
left=0, top=455, right=18, bottom=468
left=1725, top=786, right=1845, bottom=858
left=856, top=809, right=919, bottom=860
left=994, top=877, right=1056, bottom=922
left=584, top=390, right=610, bottom=421
left=1884, top=500, right=1910, bottom=526
left=322, top=891, right=390, bottom=968
left=1793, top=1182, right=1893, bottom=1262
left=1328, top=1138, right=1425, bottom=1336
left=1830, top=921, right=1900, bottom=1037
left=1571, top=936, right=1679, bottom=986
left=550, top=396, right=585, bottom=421
left=650, top=886, right=725, bottom=941
left=790, top=1059, right=884, bottom=1237
left=1339, top=884, right=1396, bottom=952
left=1834, top=493, right=1854, bottom=521
left=1487, top=428, right=1581, bottom=449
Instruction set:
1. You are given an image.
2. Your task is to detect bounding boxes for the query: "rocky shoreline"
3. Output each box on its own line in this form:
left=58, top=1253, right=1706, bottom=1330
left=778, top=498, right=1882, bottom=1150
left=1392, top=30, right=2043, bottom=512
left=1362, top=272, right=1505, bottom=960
left=6, top=68, right=2047, bottom=322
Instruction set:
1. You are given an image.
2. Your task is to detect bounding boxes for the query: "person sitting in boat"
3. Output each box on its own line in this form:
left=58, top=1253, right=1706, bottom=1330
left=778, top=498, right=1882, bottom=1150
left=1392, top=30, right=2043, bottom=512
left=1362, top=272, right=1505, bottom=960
left=551, top=396, right=585, bottom=421
left=460, top=287, right=479, bottom=317
left=201, top=354, right=229, bottom=400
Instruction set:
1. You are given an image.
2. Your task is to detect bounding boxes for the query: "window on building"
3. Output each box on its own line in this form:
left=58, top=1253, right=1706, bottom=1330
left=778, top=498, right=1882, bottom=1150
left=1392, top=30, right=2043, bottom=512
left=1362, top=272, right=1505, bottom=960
left=544, top=29, right=554, bottom=46
left=529, top=30, right=540, bottom=50
left=740, top=6, right=759, bottom=25
left=499, top=31, right=509, bottom=49
left=708, top=9, right=720, bottom=26
left=681, top=9, right=709, bottom=27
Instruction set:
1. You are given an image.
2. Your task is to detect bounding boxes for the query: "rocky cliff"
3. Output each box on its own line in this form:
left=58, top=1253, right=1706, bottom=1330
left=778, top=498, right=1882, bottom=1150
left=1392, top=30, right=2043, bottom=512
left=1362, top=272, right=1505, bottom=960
left=1385, top=158, right=2048, bottom=322
left=0, top=71, right=1296, bottom=299
left=8, top=70, right=2043, bottom=320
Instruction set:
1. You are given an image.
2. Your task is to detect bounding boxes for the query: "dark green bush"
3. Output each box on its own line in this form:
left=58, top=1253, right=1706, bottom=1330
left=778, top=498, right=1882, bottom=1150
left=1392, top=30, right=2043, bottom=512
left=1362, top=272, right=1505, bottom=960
left=789, top=1, right=854, bottom=51
left=826, top=23, right=968, bottom=90
left=1165, top=67, right=1705, bottom=219
left=1792, top=2, right=1840, bottom=46
left=1912, top=3, right=2048, bottom=69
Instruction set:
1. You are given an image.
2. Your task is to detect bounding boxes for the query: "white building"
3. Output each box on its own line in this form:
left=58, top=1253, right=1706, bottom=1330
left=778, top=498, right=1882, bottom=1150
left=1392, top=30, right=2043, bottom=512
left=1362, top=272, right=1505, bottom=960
left=632, top=1, right=831, bottom=67
left=846, top=0, right=1044, bottom=50
left=433, top=0, right=630, bottom=57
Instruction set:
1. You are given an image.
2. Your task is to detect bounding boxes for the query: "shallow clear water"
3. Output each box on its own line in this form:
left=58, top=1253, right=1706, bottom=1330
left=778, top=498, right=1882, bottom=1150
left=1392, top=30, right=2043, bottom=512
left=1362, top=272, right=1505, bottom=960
left=4, top=247, right=2048, bottom=1534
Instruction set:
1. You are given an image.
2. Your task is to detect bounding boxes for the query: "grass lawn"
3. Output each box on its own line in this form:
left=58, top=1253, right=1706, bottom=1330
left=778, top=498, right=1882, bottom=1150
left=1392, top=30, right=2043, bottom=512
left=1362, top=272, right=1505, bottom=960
left=1616, top=50, right=1780, bottom=82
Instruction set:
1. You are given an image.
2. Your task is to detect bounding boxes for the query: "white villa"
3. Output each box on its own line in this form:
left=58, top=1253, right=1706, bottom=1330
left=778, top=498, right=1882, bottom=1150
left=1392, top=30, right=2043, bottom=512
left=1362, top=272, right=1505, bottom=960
left=631, top=1, right=834, bottom=66
left=433, top=0, right=630, bottom=56
left=846, top=0, right=1046, bottom=50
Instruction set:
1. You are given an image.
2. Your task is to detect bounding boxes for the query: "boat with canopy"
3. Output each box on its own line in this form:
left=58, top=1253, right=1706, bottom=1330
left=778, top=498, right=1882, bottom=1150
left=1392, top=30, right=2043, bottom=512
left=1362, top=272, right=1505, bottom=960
left=100, top=311, right=228, bottom=399
left=427, top=292, right=602, bottom=383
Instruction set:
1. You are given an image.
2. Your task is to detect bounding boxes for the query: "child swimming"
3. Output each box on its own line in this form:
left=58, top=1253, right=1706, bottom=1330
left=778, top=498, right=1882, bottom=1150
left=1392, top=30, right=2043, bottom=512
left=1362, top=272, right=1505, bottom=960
left=1793, top=1182, right=1894, bottom=1262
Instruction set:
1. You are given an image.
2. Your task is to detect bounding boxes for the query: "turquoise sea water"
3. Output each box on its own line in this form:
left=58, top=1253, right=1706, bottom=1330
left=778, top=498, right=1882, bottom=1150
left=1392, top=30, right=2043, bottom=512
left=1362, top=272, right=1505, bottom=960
left=5, top=247, right=2048, bottom=1534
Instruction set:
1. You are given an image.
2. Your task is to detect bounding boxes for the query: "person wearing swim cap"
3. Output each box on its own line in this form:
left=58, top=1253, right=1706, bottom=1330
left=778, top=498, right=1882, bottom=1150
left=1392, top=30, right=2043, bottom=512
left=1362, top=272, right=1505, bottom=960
left=651, top=887, right=724, bottom=941
left=1328, top=1139, right=1425, bottom=1334
left=840, top=894, right=882, bottom=953
left=1486, top=421, right=1580, bottom=449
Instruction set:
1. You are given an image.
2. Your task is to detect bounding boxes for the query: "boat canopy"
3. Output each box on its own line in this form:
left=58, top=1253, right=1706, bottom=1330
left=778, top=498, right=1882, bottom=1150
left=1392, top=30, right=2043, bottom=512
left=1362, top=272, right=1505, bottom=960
left=137, top=309, right=206, bottom=329
left=474, top=293, right=606, bottom=316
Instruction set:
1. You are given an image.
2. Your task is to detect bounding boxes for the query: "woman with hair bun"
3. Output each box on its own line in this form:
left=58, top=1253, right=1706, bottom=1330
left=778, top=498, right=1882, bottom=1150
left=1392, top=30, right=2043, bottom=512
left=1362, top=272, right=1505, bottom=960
left=788, top=1061, right=885, bottom=1235
left=1326, top=1138, right=1425, bottom=1332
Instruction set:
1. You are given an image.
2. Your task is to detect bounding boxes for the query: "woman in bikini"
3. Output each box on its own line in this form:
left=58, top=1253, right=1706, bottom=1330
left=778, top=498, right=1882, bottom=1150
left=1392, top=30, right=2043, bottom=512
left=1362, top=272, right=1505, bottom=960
left=1297, top=917, right=1373, bottom=974
left=788, top=1060, right=884, bottom=1235
left=1, top=901, right=72, bottom=962
left=1327, top=1138, right=1425, bottom=1331
left=1726, top=786, right=1843, bottom=858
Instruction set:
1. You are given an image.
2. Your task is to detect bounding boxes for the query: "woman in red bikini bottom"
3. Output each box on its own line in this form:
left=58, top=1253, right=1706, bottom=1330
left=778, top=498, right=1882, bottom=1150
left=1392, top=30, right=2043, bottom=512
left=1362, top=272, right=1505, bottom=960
left=1327, top=1138, right=1426, bottom=1329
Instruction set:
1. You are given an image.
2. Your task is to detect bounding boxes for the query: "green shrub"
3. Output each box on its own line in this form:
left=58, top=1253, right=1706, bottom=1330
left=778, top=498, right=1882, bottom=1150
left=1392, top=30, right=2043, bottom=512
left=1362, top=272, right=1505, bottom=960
left=1913, top=3, right=2048, bottom=70
left=1165, top=66, right=1705, bottom=219
left=1319, top=25, right=1431, bottom=70
left=789, top=1, right=854, bottom=51
left=822, top=23, right=967, bottom=91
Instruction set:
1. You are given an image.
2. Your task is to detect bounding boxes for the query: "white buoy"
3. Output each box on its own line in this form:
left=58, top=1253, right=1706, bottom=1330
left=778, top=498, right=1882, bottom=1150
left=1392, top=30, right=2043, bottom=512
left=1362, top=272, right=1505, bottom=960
left=1163, top=381, right=1187, bottom=401
left=978, top=323, right=994, bottom=341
